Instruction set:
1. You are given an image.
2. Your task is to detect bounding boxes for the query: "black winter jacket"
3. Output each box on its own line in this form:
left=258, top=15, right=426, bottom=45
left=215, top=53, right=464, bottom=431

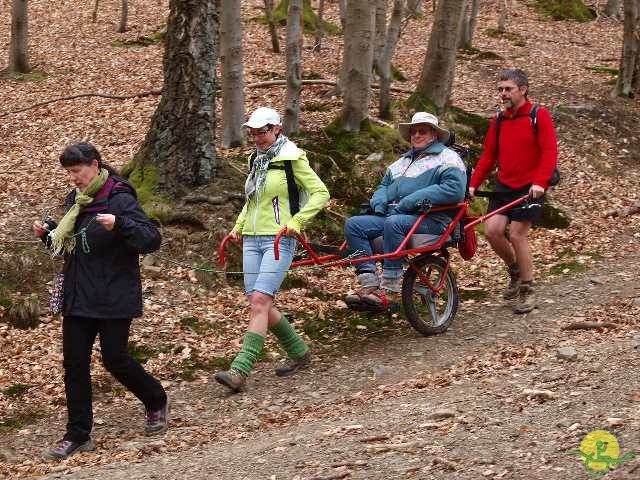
left=55, top=177, right=160, bottom=319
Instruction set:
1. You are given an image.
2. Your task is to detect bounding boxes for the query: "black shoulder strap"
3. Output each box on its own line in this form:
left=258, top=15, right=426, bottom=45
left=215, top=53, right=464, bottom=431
left=247, top=153, right=300, bottom=216
left=284, top=160, right=300, bottom=216
left=529, top=104, right=539, bottom=136
left=495, top=111, right=504, bottom=158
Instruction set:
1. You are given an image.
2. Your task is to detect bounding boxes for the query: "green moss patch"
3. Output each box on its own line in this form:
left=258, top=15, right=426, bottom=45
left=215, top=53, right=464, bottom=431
left=3, top=383, right=31, bottom=398
left=180, top=315, right=218, bottom=334
left=485, top=29, right=527, bottom=46
left=585, top=66, right=618, bottom=75
left=0, top=410, right=40, bottom=433
left=459, top=288, right=489, bottom=301
left=128, top=343, right=157, bottom=364
left=550, top=261, right=587, bottom=274
left=536, top=0, right=596, bottom=22
left=0, top=70, right=49, bottom=82
left=112, top=29, right=165, bottom=48
left=270, top=0, right=341, bottom=35
left=121, top=163, right=174, bottom=223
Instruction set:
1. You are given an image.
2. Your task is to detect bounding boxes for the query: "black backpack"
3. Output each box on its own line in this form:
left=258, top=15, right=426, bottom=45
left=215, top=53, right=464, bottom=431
left=495, top=104, right=560, bottom=186
left=444, top=131, right=473, bottom=199
left=248, top=152, right=300, bottom=215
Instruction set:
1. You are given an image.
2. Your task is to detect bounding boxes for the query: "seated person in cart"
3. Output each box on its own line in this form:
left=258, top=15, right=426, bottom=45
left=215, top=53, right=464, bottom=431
left=344, top=112, right=467, bottom=311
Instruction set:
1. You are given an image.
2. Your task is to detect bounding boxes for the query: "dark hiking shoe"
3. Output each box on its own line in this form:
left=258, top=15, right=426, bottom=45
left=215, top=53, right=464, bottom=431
left=362, top=289, right=400, bottom=312
left=513, top=284, right=536, bottom=314
left=275, top=351, right=311, bottom=377
left=42, top=438, right=93, bottom=460
left=214, top=368, right=247, bottom=393
left=345, top=287, right=377, bottom=311
left=503, top=266, right=521, bottom=300
left=145, top=398, right=170, bottom=435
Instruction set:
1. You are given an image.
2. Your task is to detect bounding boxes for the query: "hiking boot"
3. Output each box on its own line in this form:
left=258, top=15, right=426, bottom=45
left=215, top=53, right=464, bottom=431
left=362, top=289, right=400, bottom=312
left=41, top=438, right=93, bottom=460
left=512, top=284, right=536, bottom=314
left=345, top=287, right=377, bottom=311
left=214, top=368, right=247, bottom=393
left=503, top=265, right=520, bottom=300
left=145, top=398, right=170, bottom=435
left=275, top=351, right=311, bottom=377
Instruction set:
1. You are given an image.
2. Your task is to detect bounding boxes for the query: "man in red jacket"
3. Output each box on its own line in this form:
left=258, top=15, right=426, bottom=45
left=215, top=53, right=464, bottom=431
left=469, top=69, right=558, bottom=313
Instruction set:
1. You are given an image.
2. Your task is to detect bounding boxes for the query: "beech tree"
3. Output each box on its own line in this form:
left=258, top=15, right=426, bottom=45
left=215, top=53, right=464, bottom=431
left=459, top=0, right=479, bottom=50
left=284, top=0, right=302, bottom=134
left=613, top=0, right=640, bottom=97
left=132, top=0, right=219, bottom=195
left=340, top=0, right=375, bottom=131
left=313, top=0, right=325, bottom=52
left=220, top=0, right=246, bottom=148
left=373, top=0, right=389, bottom=75
left=498, top=0, right=508, bottom=32
left=117, top=0, right=128, bottom=33
left=263, top=0, right=281, bottom=53
left=379, top=0, right=405, bottom=119
left=413, top=0, right=467, bottom=112
left=7, top=0, right=31, bottom=74
left=605, top=0, right=622, bottom=19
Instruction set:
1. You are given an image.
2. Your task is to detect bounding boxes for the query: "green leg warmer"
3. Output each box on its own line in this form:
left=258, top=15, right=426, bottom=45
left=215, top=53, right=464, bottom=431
left=270, top=316, right=309, bottom=359
left=230, top=331, right=265, bottom=375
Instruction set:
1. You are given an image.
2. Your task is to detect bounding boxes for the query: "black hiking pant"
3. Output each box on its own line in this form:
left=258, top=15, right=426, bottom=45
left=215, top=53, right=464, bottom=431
left=62, top=316, right=166, bottom=442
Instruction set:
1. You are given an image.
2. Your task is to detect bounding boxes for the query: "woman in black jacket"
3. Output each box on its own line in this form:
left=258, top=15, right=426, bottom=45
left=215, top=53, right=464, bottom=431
left=32, top=142, right=168, bottom=460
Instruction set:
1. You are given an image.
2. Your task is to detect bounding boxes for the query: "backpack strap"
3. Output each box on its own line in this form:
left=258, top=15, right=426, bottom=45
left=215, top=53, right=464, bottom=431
left=248, top=152, right=300, bottom=216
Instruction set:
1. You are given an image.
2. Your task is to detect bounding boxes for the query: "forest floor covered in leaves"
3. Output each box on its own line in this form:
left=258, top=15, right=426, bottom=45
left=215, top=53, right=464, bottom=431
left=1, top=0, right=639, bottom=478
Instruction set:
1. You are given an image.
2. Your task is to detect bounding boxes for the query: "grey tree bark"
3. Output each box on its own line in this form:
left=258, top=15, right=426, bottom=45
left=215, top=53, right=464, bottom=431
left=379, top=0, right=405, bottom=119
left=605, top=0, right=622, bottom=18
left=498, top=0, right=508, bottom=32
left=415, top=0, right=466, bottom=112
left=264, top=0, right=281, bottom=53
left=8, top=0, right=31, bottom=74
left=313, top=0, right=325, bottom=52
left=133, top=0, right=219, bottom=195
left=405, top=0, right=422, bottom=16
left=220, top=0, right=246, bottom=148
left=373, top=0, right=389, bottom=75
left=92, top=0, right=100, bottom=22
left=613, top=0, right=640, bottom=97
left=459, top=0, right=478, bottom=49
left=340, top=0, right=375, bottom=131
left=117, top=0, right=128, bottom=33
left=284, top=0, right=303, bottom=134
left=338, top=0, right=347, bottom=30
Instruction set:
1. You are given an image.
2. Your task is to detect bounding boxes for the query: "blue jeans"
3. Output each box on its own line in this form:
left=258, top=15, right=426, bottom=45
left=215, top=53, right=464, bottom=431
left=243, top=235, right=297, bottom=297
left=344, top=214, right=446, bottom=278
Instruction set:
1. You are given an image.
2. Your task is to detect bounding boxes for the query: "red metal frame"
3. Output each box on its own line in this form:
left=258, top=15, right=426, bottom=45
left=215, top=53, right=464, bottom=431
left=218, top=195, right=530, bottom=273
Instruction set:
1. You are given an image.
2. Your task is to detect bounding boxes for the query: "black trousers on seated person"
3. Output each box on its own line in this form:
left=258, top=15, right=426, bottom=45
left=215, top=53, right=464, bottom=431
left=62, top=316, right=167, bottom=443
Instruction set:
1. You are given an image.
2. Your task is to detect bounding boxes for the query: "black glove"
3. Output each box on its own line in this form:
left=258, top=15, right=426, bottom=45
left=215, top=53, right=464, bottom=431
left=416, top=199, right=432, bottom=213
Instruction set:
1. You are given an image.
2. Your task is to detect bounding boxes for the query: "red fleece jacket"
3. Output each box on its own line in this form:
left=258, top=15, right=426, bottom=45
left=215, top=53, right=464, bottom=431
left=470, top=101, right=558, bottom=190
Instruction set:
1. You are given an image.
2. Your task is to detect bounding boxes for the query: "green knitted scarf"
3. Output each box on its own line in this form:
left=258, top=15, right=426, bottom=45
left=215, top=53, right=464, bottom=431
left=50, top=168, right=109, bottom=255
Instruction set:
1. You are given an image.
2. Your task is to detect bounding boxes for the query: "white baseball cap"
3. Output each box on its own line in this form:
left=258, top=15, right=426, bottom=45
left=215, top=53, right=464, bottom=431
left=243, top=107, right=281, bottom=129
left=398, top=112, right=450, bottom=144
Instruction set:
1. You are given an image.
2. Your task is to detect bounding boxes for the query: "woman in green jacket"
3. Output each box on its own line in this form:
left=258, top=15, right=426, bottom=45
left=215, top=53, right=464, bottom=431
left=215, top=107, right=330, bottom=393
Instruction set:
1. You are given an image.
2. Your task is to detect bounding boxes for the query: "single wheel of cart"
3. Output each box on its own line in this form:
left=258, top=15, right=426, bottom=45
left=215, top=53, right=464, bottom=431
left=402, top=253, right=459, bottom=336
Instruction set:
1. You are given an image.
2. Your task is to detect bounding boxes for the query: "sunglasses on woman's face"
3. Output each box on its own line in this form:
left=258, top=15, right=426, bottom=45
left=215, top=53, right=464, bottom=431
left=410, top=126, right=433, bottom=136
left=247, top=127, right=272, bottom=137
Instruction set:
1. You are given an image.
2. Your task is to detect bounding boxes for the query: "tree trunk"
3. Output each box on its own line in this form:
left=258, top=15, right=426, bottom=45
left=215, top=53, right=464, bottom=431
left=313, top=0, right=325, bottom=52
left=498, top=0, right=508, bottom=32
left=8, top=0, right=31, bottom=74
left=92, top=0, right=100, bottom=22
left=459, top=0, right=478, bottom=49
left=220, top=0, right=246, bottom=148
left=338, top=0, right=347, bottom=30
left=284, top=0, right=303, bottom=134
left=373, top=0, right=389, bottom=75
left=414, top=0, right=466, bottom=113
left=133, top=0, right=219, bottom=195
left=264, top=0, right=281, bottom=53
left=406, top=0, right=422, bottom=17
left=614, top=0, right=640, bottom=97
left=340, top=0, right=375, bottom=131
left=117, top=0, right=128, bottom=33
left=379, top=0, right=405, bottom=119
left=605, top=0, right=622, bottom=18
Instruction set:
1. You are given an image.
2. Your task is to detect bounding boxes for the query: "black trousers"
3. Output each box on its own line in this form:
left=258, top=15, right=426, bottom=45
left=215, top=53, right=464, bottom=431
left=62, top=316, right=167, bottom=442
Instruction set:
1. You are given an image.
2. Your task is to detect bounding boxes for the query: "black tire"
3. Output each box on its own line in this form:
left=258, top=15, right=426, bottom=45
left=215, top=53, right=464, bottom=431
left=402, top=254, right=459, bottom=336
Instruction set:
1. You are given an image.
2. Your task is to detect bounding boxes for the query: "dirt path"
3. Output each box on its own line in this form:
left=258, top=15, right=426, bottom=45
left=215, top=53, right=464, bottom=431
left=2, top=247, right=637, bottom=479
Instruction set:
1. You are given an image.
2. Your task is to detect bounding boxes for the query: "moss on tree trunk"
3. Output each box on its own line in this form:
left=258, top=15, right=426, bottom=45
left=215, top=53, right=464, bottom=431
left=536, top=0, right=596, bottom=22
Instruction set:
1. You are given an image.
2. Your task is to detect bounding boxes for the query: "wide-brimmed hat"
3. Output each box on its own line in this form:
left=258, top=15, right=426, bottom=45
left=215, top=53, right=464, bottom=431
left=243, top=107, right=282, bottom=129
left=398, top=112, right=450, bottom=144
